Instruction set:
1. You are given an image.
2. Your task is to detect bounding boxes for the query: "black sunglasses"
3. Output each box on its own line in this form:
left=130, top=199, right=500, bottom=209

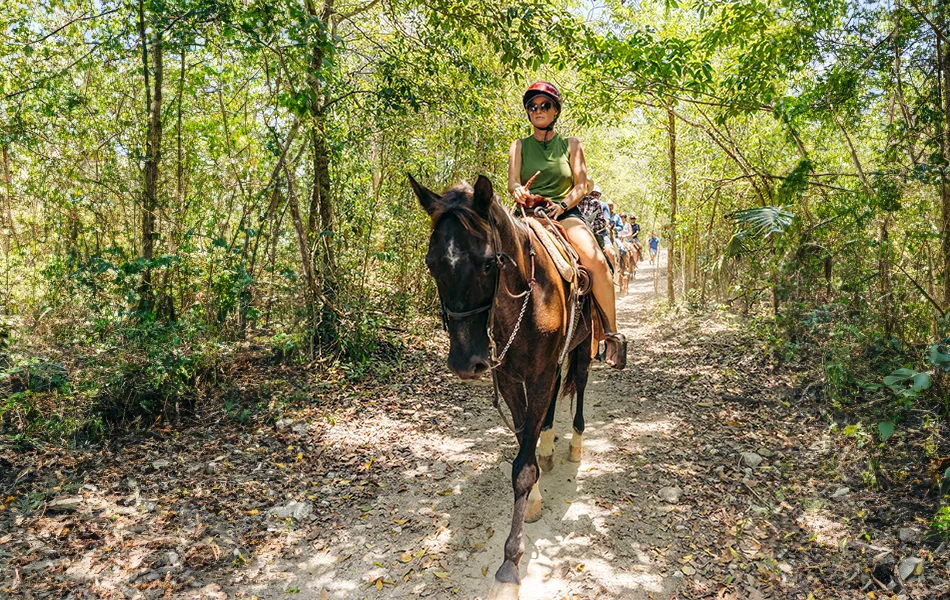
left=527, top=101, right=553, bottom=113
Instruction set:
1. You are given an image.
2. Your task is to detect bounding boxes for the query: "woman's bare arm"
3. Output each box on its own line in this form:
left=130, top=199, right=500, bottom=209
left=562, top=137, right=588, bottom=209
left=508, top=139, right=530, bottom=203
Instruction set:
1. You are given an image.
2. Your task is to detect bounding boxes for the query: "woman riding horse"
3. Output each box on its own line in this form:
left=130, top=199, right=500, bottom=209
left=507, top=81, right=627, bottom=369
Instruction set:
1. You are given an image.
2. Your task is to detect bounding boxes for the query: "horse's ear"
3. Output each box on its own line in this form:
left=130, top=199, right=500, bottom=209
left=408, top=174, right=440, bottom=216
left=473, top=174, right=494, bottom=218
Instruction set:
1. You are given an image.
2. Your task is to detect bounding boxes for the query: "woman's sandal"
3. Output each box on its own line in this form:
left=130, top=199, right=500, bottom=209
left=604, top=332, right=627, bottom=370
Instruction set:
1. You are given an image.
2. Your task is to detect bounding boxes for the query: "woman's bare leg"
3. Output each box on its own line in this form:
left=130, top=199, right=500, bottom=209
left=561, top=218, right=617, bottom=334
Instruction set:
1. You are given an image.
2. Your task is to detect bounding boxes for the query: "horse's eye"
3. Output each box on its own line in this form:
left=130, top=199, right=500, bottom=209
left=483, top=260, right=494, bottom=274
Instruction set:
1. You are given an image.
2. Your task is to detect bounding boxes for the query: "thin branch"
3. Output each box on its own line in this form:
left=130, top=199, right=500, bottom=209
left=904, top=0, right=949, bottom=44
left=897, top=263, right=946, bottom=316
left=333, top=0, right=383, bottom=23
left=4, top=41, right=109, bottom=99
left=25, top=7, right=121, bottom=45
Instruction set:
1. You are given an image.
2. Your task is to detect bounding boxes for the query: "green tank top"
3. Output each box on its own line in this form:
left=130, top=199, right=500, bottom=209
left=520, top=133, right=573, bottom=204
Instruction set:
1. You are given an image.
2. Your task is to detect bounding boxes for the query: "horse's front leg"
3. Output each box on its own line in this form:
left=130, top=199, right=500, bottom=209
left=570, top=334, right=593, bottom=463
left=537, top=372, right=561, bottom=474
left=489, top=375, right=551, bottom=600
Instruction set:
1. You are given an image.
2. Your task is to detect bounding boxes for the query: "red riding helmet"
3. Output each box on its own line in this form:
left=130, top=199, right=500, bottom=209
left=522, top=81, right=562, bottom=112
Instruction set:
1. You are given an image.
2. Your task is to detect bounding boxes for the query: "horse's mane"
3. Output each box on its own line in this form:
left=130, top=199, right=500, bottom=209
left=429, top=182, right=490, bottom=238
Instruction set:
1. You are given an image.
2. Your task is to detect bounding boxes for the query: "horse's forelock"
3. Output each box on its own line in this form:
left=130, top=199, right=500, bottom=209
left=429, top=182, right=490, bottom=238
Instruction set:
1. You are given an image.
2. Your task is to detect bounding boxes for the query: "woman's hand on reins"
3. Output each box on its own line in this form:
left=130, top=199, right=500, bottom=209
left=546, top=202, right=564, bottom=219
left=512, top=185, right=531, bottom=205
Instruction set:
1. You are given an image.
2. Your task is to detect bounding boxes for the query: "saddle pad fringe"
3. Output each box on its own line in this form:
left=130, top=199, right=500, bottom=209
left=524, top=217, right=575, bottom=283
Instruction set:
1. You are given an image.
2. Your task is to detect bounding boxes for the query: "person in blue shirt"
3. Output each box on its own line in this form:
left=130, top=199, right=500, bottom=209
left=648, top=232, right=660, bottom=264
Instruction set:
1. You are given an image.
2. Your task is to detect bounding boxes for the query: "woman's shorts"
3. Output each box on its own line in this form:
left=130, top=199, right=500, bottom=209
left=557, top=206, right=586, bottom=223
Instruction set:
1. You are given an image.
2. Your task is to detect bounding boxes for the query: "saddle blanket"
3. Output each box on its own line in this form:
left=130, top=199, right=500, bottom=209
left=524, top=216, right=575, bottom=283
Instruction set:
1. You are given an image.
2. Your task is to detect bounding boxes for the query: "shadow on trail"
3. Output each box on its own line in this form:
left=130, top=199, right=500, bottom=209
left=236, top=252, right=681, bottom=599
left=237, top=384, right=680, bottom=599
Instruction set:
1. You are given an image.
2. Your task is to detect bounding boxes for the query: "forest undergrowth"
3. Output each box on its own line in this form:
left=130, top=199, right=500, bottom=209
left=2, top=295, right=950, bottom=598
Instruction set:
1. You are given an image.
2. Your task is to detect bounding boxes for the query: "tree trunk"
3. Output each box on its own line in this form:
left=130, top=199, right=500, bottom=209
left=1, top=145, right=15, bottom=250
left=138, top=0, right=163, bottom=313
left=310, top=128, right=333, bottom=274
left=172, top=47, right=186, bottom=319
left=286, top=163, right=321, bottom=342
left=176, top=48, right=185, bottom=213
left=701, top=189, right=720, bottom=304
left=894, top=0, right=919, bottom=162
left=0, top=144, right=11, bottom=304
left=880, top=219, right=893, bottom=337
left=667, top=106, right=677, bottom=305
left=306, top=0, right=336, bottom=290
left=940, top=26, right=950, bottom=307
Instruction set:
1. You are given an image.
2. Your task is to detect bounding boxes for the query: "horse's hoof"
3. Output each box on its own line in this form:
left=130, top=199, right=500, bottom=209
left=568, top=444, right=582, bottom=462
left=525, top=497, right=542, bottom=523
left=488, top=581, right=521, bottom=600
left=538, top=453, right=554, bottom=473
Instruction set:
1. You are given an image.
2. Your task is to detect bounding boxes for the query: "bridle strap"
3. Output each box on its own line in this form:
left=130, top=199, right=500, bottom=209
left=441, top=303, right=492, bottom=320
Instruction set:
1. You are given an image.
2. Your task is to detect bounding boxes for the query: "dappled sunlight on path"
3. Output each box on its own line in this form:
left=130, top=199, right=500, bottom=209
left=232, top=253, right=679, bottom=599
left=227, top=248, right=892, bottom=600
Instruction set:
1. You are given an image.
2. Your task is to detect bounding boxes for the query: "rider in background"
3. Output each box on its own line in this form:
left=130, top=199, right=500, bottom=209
left=610, top=207, right=623, bottom=234
left=614, top=212, right=628, bottom=260
left=599, top=192, right=611, bottom=228
left=648, top=232, right=660, bottom=264
left=619, top=214, right=633, bottom=241
left=629, top=216, right=641, bottom=241
left=605, top=201, right=623, bottom=271
left=589, top=186, right=611, bottom=252
left=628, top=216, right=642, bottom=254
left=507, top=81, right=627, bottom=369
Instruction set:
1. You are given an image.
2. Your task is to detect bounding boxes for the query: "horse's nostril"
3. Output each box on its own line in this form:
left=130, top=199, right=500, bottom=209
left=472, top=361, right=490, bottom=377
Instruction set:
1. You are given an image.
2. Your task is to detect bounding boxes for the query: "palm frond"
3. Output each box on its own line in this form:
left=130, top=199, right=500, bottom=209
left=725, top=232, right=750, bottom=258
left=728, top=206, right=794, bottom=238
left=723, top=206, right=795, bottom=257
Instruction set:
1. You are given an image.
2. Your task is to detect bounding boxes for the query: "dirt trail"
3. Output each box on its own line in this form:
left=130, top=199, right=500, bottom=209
left=236, top=254, right=683, bottom=599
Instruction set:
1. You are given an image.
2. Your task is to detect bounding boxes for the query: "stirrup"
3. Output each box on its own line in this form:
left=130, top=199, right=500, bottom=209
left=576, top=266, right=592, bottom=296
left=604, top=332, right=627, bottom=370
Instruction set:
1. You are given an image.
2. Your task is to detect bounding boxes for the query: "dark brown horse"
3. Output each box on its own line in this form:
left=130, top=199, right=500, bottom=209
left=410, top=174, right=593, bottom=600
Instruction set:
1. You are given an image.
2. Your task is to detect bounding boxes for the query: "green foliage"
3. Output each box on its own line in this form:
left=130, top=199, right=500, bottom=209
left=777, top=160, right=812, bottom=205
left=3, top=0, right=950, bottom=449
left=883, top=368, right=931, bottom=399
left=871, top=173, right=902, bottom=212
left=877, top=421, right=894, bottom=442
left=93, top=324, right=215, bottom=424
left=726, top=206, right=794, bottom=257
left=928, top=340, right=950, bottom=372
left=932, top=506, right=950, bottom=536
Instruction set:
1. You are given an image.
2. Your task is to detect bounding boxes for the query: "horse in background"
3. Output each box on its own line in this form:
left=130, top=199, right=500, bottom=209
left=622, top=239, right=642, bottom=294
left=616, top=238, right=639, bottom=295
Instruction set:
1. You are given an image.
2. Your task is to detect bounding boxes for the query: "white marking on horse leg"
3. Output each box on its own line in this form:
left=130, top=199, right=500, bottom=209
left=568, top=429, right=583, bottom=462
left=538, top=429, right=555, bottom=472
left=525, top=480, right=542, bottom=523
left=487, top=581, right=520, bottom=600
